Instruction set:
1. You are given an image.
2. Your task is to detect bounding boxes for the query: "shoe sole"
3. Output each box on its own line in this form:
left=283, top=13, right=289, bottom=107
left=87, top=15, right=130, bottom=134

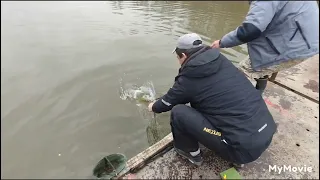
left=174, top=149, right=203, bottom=166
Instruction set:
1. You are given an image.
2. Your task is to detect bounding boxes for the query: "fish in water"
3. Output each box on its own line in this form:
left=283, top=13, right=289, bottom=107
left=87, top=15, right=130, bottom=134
left=119, top=81, right=159, bottom=119
left=120, top=81, right=157, bottom=103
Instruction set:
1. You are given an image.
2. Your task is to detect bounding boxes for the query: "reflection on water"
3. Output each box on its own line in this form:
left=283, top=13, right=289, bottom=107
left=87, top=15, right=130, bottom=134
left=1, top=1, right=249, bottom=178
left=109, top=1, right=249, bottom=61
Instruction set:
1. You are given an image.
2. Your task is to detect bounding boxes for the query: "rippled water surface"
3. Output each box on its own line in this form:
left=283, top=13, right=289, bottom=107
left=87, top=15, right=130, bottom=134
left=1, top=1, right=249, bottom=178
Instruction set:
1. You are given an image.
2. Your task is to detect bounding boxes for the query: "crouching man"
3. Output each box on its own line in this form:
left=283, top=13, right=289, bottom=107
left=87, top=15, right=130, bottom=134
left=148, top=33, right=277, bottom=167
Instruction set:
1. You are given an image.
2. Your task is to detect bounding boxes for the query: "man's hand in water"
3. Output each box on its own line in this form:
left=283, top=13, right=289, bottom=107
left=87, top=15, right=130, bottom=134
left=148, top=102, right=155, bottom=112
left=211, top=40, right=220, bottom=48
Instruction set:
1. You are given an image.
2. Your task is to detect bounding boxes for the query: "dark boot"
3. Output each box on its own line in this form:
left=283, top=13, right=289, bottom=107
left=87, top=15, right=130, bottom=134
left=255, top=76, right=268, bottom=93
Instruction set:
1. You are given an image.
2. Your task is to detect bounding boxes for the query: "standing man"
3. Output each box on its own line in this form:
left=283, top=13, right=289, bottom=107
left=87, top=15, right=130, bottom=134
left=212, top=1, right=319, bottom=93
left=148, top=33, right=277, bottom=167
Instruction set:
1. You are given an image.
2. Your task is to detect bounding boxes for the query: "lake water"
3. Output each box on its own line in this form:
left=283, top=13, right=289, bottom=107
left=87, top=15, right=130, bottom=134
left=1, top=1, right=249, bottom=178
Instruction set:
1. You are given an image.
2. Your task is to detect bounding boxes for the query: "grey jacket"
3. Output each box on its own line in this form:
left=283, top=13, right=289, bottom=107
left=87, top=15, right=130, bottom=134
left=220, top=1, right=319, bottom=71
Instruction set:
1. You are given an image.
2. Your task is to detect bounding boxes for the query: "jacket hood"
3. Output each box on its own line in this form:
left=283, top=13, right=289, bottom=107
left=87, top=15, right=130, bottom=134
left=178, top=46, right=221, bottom=78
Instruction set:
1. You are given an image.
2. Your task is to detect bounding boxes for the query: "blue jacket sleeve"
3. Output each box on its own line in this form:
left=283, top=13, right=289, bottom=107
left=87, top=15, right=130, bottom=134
left=220, top=1, right=280, bottom=48
left=152, top=78, right=190, bottom=113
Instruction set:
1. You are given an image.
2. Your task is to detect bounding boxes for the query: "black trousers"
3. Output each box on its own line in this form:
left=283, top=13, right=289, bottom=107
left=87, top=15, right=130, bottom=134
left=170, top=104, right=271, bottom=164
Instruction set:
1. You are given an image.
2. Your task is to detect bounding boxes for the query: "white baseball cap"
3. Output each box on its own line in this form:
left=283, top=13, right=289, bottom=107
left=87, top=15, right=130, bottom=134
left=172, top=33, right=203, bottom=53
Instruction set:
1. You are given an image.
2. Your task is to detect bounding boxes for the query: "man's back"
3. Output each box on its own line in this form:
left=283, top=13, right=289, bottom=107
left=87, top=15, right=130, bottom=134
left=179, top=48, right=277, bottom=149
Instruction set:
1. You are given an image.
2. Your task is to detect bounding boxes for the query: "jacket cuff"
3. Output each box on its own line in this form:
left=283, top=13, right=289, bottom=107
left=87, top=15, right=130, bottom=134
left=152, top=98, right=172, bottom=113
left=152, top=99, right=165, bottom=113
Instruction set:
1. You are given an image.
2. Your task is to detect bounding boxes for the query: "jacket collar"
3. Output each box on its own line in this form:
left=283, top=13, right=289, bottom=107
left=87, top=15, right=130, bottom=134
left=180, top=46, right=211, bottom=70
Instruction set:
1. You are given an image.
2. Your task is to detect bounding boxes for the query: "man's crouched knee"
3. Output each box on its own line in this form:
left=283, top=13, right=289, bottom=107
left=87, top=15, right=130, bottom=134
left=170, top=104, right=189, bottom=124
left=171, top=104, right=188, bottom=114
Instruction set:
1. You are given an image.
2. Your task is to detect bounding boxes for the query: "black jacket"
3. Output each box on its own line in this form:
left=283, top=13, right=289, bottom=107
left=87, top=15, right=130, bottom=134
left=152, top=46, right=276, bottom=150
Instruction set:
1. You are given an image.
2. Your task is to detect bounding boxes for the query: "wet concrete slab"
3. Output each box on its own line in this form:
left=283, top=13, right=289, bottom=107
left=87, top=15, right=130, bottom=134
left=274, top=54, right=319, bottom=102
left=126, top=81, right=319, bottom=179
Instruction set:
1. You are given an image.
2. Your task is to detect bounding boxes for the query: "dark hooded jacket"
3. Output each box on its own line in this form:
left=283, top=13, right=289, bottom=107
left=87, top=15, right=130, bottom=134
left=152, top=46, right=276, bottom=151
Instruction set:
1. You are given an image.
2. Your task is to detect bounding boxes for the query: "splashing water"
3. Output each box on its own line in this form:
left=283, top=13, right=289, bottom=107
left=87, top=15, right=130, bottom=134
left=119, top=79, right=157, bottom=119
left=119, top=80, right=157, bottom=103
left=119, top=78, right=169, bottom=146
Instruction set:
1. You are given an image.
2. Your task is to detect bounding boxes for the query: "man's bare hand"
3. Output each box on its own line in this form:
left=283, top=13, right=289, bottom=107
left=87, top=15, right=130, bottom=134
left=148, top=102, right=155, bottom=112
left=211, top=40, right=221, bottom=48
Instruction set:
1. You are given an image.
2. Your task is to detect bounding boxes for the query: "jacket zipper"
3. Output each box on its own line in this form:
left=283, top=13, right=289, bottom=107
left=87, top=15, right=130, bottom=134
left=265, top=37, right=281, bottom=55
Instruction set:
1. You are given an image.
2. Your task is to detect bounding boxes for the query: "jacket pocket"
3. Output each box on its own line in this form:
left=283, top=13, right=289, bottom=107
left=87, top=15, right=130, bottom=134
left=289, top=28, right=299, bottom=41
left=295, top=20, right=311, bottom=49
left=265, top=37, right=281, bottom=55
left=283, top=18, right=312, bottom=53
